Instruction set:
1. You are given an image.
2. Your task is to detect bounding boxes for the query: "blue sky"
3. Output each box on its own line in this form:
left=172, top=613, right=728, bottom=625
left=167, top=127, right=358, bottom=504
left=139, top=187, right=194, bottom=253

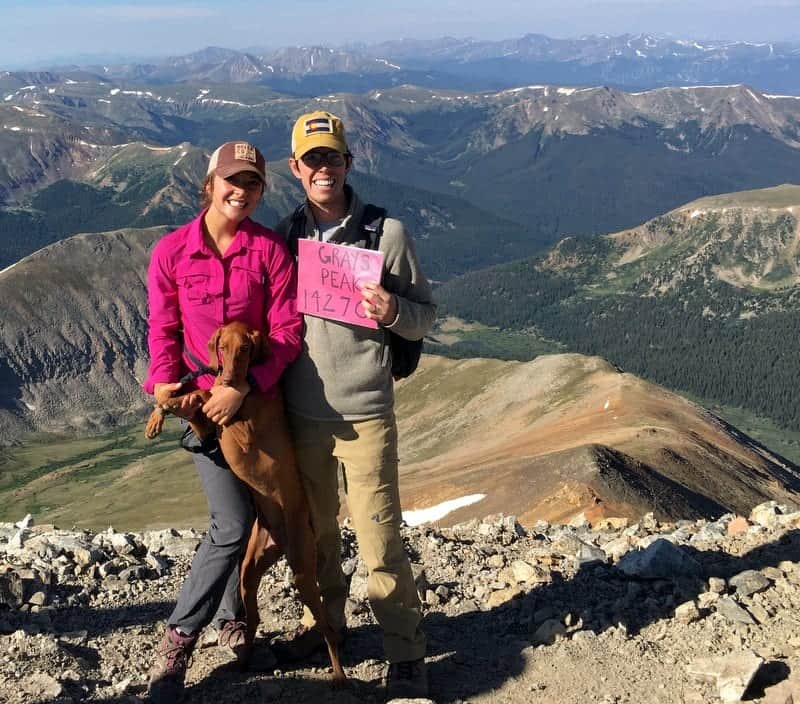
left=1, top=0, right=799, bottom=68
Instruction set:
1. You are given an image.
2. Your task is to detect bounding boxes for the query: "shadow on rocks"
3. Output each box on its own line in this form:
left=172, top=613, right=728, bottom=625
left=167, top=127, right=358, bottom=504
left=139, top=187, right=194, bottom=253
left=18, top=528, right=800, bottom=702
left=80, top=675, right=383, bottom=704
left=6, top=598, right=174, bottom=641
left=418, top=528, right=800, bottom=703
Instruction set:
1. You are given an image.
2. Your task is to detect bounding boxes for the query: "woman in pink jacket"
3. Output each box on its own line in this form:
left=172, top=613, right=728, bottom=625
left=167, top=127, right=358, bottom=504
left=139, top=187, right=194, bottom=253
left=142, top=141, right=302, bottom=702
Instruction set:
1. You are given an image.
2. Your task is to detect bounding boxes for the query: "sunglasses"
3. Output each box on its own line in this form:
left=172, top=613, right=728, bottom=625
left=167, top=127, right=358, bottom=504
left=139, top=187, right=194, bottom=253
left=299, top=151, right=349, bottom=168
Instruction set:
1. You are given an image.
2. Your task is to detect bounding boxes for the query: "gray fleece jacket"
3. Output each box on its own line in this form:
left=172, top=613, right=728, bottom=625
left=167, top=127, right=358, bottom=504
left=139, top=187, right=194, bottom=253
left=275, top=187, right=436, bottom=421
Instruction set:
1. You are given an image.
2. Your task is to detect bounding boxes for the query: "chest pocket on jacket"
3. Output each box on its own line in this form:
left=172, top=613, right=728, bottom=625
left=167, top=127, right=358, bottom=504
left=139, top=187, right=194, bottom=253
left=228, top=263, right=263, bottom=318
left=177, top=272, right=213, bottom=306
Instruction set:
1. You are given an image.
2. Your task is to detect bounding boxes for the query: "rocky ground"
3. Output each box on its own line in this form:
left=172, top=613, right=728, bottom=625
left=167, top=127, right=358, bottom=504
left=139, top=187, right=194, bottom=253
left=3, top=503, right=800, bottom=704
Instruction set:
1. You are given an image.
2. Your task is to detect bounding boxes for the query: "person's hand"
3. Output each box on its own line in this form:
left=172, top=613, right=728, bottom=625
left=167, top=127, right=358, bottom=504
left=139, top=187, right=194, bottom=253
left=202, top=383, right=250, bottom=426
left=153, top=382, right=202, bottom=420
left=359, top=282, right=397, bottom=325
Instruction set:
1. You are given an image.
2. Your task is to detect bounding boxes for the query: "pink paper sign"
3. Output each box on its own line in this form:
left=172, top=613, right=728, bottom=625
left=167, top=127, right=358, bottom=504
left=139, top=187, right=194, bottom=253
left=297, top=239, right=384, bottom=329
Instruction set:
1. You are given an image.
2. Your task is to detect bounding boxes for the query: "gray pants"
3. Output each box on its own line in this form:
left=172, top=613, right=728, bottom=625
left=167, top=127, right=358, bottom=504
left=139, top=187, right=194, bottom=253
left=169, top=432, right=253, bottom=634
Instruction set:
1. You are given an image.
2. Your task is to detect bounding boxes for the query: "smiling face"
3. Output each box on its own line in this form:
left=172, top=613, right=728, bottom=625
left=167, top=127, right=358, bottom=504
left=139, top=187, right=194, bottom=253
left=289, top=148, right=351, bottom=220
left=204, top=171, right=264, bottom=227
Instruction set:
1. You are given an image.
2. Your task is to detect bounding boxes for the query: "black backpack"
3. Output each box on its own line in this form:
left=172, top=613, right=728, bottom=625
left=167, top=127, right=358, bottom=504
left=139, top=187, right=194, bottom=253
left=287, top=204, right=423, bottom=380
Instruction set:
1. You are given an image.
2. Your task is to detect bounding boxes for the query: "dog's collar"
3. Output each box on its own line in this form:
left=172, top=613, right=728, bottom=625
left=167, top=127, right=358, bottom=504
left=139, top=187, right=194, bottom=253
left=181, top=345, right=258, bottom=390
left=181, top=347, right=218, bottom=385
left=179, top=366, right=217, bottom=386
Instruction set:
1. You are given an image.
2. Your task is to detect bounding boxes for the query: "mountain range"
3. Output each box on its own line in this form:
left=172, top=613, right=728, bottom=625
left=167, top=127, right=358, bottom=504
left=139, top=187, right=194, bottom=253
left=3, top=76, right=800, bottom=275
left=20, top=33, right=800, bottom=95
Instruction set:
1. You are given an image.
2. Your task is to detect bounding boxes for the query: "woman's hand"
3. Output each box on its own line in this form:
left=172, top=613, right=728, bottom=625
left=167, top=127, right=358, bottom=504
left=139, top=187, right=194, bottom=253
left=202, top=382, right=250, bottom=426
left=360, top=282, right=398, bottom=326
left=153, top=382, right=202, bottom=420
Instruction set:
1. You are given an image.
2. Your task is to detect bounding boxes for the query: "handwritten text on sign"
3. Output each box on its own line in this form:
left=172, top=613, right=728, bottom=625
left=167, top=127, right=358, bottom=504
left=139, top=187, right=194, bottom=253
left=297, top=239, right=384, bottom=329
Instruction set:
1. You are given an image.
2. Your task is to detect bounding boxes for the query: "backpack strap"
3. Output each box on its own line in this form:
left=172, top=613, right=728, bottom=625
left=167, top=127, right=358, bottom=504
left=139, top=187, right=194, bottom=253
left=286, top=203, right=307, bottom=258
left=360, top=204, right=387, bottom=251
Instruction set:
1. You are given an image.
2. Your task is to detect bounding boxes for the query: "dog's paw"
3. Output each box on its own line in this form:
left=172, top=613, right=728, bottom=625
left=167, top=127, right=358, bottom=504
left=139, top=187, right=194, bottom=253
left=145, top=409, right=165, bottom=439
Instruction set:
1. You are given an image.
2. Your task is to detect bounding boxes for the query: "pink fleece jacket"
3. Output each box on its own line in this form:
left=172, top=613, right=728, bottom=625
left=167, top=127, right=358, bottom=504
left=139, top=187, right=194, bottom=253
left=143, top=212, right=302, bottom=396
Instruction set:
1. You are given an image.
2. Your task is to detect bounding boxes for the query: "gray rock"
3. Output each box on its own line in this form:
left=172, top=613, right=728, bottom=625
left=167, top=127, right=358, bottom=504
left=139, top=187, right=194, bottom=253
left=550, top=530, right=585, bottom=556
left=58, top=630, right=88, bottom=646
left=501, top=514, right=526, bottom=537
left=510, top=560, right=537, bottom=583
left=487, top=554, right=505, bottom=569
left=687, top=651, right=763, bottom=703
left=690, top=522, right=728, bottom=543
left=750, top=502, right=781, bottom=528
left=674, top=600, right=701, bottom=623
left=477, top=522, right=500, bottom=539
left=729, top=570, right=771, bottom=597
left=532, top=618, right=566, bottom=645
left=20, top=672, right=63, bottom=699
left=105, top=532, right=137, bottom=556
left=746, top=602, right=771, bottom=624
left=9, top=528, right=26, bottom=550
left=117, top=565, right=148, bottom=582
left=141, top=528, right=200, bottom=557
left=616, top=538, right=703, bottom=580
left=575, top=543, right=607, bottom=567
left=145, top=552, right=170, bottom=575
left=709, top=577, right=727, bottom=594
left=777, top=510, right=800, bottom=527
left=641, top=512, right=659, bottom=530
left=600, top=536, right=632, bottom=562
left=568, top=512, right=590, bottom=529
left=28, top=591, right=48, bottom=607
left=15, top=514, right=33, bottom=530
left=716, top=597, right=756, bottom=625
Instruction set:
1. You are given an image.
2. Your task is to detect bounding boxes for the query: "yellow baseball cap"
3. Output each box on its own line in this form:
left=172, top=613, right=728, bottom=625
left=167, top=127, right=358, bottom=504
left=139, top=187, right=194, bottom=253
left=291, top=111, right=349, bottom=159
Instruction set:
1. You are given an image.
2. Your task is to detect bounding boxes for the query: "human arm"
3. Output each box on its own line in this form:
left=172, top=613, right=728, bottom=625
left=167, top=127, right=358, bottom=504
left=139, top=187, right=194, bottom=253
left=201, top=383, right=249, bottom=425
left=143, top=241, right=184, bottom=395
left=246, top=236, right=303, bottom=393
left=363, top=219, right=436, bottom=340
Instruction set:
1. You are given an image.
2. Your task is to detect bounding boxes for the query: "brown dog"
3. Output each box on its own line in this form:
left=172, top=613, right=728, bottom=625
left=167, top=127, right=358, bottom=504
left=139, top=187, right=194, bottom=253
left=145, top=321, right=346, bottom=685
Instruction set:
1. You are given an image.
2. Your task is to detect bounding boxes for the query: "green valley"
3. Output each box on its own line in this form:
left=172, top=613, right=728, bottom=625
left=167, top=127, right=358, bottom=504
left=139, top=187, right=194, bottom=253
left=436, top=184, right=800, bottom=431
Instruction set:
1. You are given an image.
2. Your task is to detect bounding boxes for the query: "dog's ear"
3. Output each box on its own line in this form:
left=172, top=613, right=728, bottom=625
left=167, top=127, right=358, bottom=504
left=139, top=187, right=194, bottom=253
left=248, top=329, right=270, bottom=364
left=207, top=329, right=221, bottom=371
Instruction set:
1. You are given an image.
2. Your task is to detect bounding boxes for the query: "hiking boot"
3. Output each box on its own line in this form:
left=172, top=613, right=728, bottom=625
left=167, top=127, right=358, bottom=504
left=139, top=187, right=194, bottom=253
left=385, top=657, right=428, bottom=701
left=147, top=626, right=196, bottom=703
left=271, top=624, right=345, bottom=664
left=218, top=619, right=251, bottom=668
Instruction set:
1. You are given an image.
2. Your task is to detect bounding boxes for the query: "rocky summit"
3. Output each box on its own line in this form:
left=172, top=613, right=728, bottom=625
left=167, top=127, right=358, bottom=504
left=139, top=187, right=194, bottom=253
left=3, top=503, right=800, bottom=703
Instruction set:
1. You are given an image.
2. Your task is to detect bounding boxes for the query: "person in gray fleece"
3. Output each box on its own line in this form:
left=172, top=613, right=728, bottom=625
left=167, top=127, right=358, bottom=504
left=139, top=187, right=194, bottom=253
left=273, top=110, right=435, bottom=701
